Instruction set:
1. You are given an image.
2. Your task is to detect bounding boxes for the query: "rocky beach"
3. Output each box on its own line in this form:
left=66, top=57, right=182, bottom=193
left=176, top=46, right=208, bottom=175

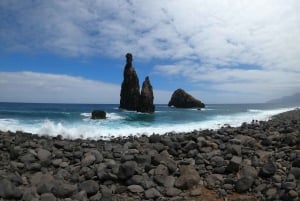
left=0, top=109, right=300, bottom=201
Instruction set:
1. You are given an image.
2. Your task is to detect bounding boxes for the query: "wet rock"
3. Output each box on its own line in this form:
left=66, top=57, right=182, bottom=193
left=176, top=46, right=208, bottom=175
left=91, top=110, right=106, bottom=119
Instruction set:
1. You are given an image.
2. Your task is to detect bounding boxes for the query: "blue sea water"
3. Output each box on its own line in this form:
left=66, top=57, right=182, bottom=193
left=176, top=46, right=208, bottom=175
left=0, top=102, right=299, bottom=139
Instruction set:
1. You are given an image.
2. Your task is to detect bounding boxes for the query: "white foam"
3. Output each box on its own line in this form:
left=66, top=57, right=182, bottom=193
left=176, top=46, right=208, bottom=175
left=0, top=106, right=298, bottom=140
left=106, top=113, right=125, bottom=120
left=80, top=113, right=91, bottom=118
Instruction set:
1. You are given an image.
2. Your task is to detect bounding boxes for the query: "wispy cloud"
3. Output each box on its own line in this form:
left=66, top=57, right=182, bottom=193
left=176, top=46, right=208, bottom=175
left=0, top=0, right=299, bottom=102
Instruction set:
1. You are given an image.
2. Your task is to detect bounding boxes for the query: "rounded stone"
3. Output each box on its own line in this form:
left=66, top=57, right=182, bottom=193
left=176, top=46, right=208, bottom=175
left=127, top=185, right=144, bottom=193
left=235, top=176, right=254, bottom=193
left=79, top=180, right=99, bottom=196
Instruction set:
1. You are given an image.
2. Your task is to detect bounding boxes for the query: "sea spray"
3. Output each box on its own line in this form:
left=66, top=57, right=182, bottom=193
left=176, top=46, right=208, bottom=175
left=0, top=103, right=299, bottom=139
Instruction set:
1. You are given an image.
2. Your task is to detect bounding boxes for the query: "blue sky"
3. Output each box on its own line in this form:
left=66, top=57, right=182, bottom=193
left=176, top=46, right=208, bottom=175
left=0, top=0, right=300, bottom=104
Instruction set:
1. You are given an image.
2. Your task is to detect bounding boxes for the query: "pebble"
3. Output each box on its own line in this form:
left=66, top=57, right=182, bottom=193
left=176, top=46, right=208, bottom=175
left=0, top=109, right=299, bottom=200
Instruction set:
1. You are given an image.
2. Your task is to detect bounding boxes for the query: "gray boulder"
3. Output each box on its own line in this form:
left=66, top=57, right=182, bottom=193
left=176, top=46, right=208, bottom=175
left=117, top=161, right=137, bottom=180
left=235, top=176, right=255, bottom=192
left=78, top=180, right=99, bottom=196
left=0, top=179, right=22, bottom=199
left=175, top=165, right=200, bottom=189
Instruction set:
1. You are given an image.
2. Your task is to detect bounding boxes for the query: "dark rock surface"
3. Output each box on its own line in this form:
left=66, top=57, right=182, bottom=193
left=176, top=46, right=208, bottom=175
left=91, top=110, right=106, bottom=119
left=0, top=108, right=300, bottom=200
left=120, top=53, right=140, bottom=111
left=168, top=88, right=205, bottom=108
left=137, top=76, right=155, bottom=113
left=120, top=53, right=155, bottom=113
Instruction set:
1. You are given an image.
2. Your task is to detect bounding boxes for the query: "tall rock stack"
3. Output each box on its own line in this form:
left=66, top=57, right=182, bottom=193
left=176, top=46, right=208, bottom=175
left=138, top=76, right=155, bottom=113
left=120, top=53, right=155, bottom=113
left=120, top=53, right=141, bottom=111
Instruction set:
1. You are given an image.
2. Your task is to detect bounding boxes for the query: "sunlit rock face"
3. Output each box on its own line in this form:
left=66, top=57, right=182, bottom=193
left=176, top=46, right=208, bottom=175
left=168, top=88, right=205, bottom=109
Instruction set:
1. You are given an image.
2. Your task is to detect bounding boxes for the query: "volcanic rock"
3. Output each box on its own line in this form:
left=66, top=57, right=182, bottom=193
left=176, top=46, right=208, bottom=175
left=168, top=88, right=205, bottom=108
left=0, top=179, right=22, bottom=199
left=91, top=110, right=106, bottom=119
left=120, top=53, right=140, bottom=111
left=235, top=176, right=255, bottom=192
left=175, top=165, right=201, bottom=189
left=259, top=162, right=277, bottom=178
left=144, top=188, right=161, bottom=199
left=78, top=180, right=99, bottom=196
left=117, top=161, right=138, bottom=180
left=137, top=76, right=155, bottom=113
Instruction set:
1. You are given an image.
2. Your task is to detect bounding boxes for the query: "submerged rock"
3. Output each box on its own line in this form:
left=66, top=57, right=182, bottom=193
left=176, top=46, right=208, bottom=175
left=168, top=88, right=205, bottom=108
left=91, top=110, right=106, bottom=119
left=137, top=76, right=155, bottom=113
left=120, top=53, right=140, bottom=111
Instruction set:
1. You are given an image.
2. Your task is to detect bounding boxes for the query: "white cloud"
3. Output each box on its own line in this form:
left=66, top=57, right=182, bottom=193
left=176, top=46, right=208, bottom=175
left=0, top=72, right=120, bottom=103
left=0, top=71, right=171, bottom=104
left=1, top=0, right=299, bottom=102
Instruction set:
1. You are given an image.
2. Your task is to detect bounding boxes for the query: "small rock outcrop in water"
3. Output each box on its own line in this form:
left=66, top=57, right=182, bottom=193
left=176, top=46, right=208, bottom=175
left=120, top=53, right=140, bottom=111
left=137, top=76, right=155, bottom=113
left=91, top=110, right=106, bottom=119
left=168, top=88, right=205, bottom=108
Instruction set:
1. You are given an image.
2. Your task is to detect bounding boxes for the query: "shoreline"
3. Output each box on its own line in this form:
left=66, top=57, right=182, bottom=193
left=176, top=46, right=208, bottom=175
left=2, top=105, right=299, bottom=141
left=0, top=109, right=299, bottom=200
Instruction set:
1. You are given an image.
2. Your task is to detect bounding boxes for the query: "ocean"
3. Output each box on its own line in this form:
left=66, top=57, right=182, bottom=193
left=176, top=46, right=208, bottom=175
left=0, top=102, right=299, bottom=139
